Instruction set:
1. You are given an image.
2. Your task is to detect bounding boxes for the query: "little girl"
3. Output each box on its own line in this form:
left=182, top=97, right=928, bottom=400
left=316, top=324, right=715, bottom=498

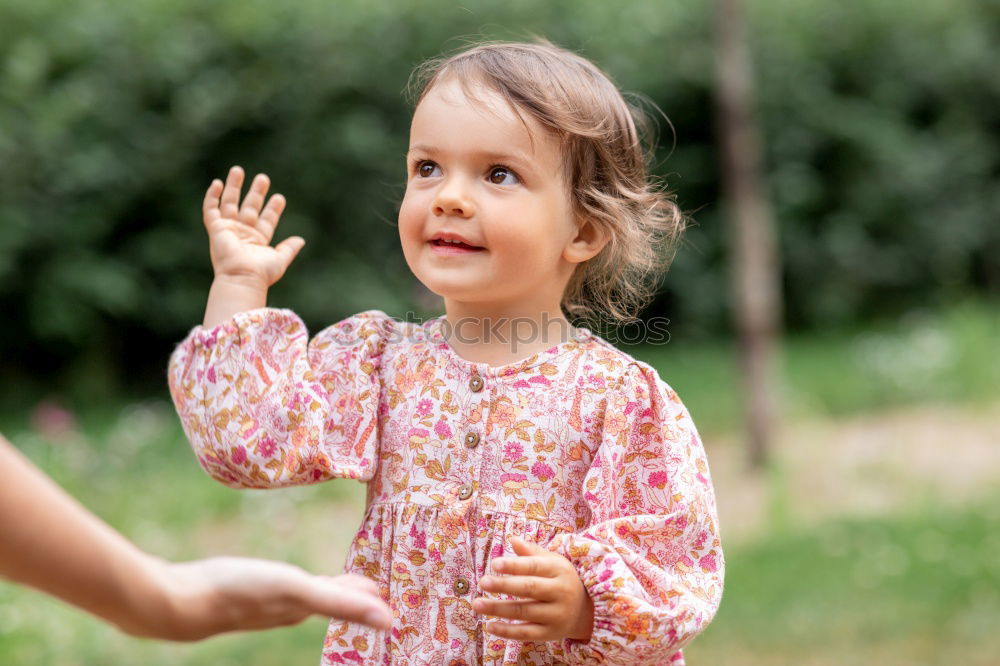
left=169, top=41, right=723, bottom=665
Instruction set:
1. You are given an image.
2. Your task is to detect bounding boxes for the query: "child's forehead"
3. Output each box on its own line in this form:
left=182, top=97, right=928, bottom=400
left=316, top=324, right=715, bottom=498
left=411, top=77, right=557, bottom=153
left=419, top=77, right=519, bottom=122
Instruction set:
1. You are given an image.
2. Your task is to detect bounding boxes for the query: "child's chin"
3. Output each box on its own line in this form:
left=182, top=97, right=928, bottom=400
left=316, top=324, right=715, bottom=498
left=427, top=282, right=492, bottom=303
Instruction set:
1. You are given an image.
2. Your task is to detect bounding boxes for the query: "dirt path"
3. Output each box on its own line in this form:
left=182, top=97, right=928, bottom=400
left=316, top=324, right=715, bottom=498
left=707, top=400, right=1000, bottom=544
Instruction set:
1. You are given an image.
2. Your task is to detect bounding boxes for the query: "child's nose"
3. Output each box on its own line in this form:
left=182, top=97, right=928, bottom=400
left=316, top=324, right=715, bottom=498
left=432, top=180, right=475, bottom=218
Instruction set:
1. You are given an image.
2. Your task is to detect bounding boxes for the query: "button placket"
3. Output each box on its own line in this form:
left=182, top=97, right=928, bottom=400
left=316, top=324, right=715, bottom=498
left=469, top=373, right=484, bottom=393
left=459, top=371, right=484, bottom=504
left=453, top=371, right=486, bottom=606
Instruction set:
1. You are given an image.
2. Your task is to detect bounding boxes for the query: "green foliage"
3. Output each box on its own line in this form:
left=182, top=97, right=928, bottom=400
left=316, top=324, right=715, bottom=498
left=0, top=0, right=997, bottom=394
left=749, top=0, right=1000, bottom=328
left=628, top=299, right=1000, bottom=434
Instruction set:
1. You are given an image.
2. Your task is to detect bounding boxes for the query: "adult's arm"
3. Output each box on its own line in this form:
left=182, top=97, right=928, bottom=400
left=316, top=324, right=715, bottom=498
left=0, top=435, right=390, bottom=640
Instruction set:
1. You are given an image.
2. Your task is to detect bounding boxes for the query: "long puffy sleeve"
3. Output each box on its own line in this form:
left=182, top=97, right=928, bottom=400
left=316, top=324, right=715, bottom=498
left=547, top=362, right=724, bottom=665
left=167, top=308, right=392, bottom=489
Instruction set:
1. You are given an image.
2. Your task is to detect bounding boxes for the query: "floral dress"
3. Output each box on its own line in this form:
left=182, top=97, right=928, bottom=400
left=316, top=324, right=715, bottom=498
left=168, top=308, right=724, bottom=665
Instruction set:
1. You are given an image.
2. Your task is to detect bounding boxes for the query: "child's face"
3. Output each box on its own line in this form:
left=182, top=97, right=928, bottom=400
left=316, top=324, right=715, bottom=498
left=399, top=78, right=582, bottom=315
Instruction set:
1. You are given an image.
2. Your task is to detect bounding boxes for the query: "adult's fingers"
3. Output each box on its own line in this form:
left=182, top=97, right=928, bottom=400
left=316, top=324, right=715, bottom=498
left=326, top=573, right=380, bottom=596
left=303, top=578, right=391, bottom=630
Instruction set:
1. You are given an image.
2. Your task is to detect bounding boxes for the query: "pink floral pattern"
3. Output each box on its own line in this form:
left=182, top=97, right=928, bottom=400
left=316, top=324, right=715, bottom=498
left=168, top=309, right=724, bottom=665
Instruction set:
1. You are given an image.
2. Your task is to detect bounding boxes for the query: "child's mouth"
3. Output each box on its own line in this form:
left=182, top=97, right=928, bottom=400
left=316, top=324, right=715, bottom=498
left=429, top=240, right=486, bottom=254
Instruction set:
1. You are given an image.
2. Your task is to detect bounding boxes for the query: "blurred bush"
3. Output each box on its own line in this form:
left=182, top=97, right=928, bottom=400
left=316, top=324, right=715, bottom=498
left=0, top=0, right=997, bottom=398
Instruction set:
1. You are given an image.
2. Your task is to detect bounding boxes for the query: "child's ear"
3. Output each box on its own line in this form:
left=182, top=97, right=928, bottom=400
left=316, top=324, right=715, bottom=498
left=563, top=216, right=609, bottom=264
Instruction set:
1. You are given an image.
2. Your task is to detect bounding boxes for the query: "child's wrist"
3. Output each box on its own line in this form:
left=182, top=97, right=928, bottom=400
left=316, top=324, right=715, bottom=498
left=212, top=273, right=271, bottom=294
left=567, top=593, right=594, bottom=641
left=203, top=276, right=269, bottom=328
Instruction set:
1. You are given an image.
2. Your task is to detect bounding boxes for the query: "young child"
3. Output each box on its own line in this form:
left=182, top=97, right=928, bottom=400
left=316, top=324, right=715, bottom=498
left=169, top=41, right=723, bottom=665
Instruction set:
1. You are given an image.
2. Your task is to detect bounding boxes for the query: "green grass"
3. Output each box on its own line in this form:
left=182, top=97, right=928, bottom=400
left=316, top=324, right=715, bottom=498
left=0, top=597, right=332, bottom=666
left=685, top=495, right=1000, bottom=665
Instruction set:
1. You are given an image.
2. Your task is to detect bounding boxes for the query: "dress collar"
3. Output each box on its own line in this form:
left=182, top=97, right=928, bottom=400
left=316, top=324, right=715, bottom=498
left=423, top=314, right=593, bottom=379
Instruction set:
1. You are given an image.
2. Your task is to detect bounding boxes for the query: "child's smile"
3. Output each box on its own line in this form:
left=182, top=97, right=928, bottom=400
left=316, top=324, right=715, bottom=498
left=428, top=230, right=487, bottom=255
left=398, top=78, right=581, bottom=317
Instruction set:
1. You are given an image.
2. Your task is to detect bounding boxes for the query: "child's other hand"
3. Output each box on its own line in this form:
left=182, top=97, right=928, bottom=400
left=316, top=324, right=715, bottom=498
left=473, top=536, right=594, bottom=642
left=203, top=165, right=304, bottom=289
left=158, top=557, right=391, bottom=640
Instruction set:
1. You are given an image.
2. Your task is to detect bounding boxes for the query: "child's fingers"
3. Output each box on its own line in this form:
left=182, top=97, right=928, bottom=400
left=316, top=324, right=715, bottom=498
left=484, top=619, right=551, bottom=641
left=219, top=166, right=244, bottom=220
left=203, top=179, right=223, bottom=224
left=472, top=597, right=553, bottom=624
left=478, top=574, right=556, bottom=601
left=274, top=236, right=305, bottom=270
left=491, top=554, right=559, bottom=577
left=238, top=173, right=270, bottom=225
left=509, top=536, right=549, bottom=558
left=258, top=194, right=287, bottom=237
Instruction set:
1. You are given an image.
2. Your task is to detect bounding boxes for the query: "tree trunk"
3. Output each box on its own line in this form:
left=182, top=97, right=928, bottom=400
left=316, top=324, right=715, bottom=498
left=714, top=0, right=783, bottom=469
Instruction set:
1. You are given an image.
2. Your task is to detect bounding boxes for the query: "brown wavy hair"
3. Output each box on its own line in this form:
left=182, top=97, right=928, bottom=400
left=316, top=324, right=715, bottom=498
left=408, top=40, right=686, bottom=326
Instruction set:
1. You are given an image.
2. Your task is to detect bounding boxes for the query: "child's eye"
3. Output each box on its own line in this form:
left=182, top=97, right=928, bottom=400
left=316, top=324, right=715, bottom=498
left=416, top=161, right=441, bottom=178
left=487, top=166, right=520, bottom=186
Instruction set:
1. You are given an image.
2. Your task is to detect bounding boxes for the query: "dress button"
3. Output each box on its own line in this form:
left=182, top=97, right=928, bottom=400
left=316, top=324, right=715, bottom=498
left=458, top=483, right=473, bottom=500
left=464, top=431, right=480, bottom=448
left=469, top=374, right=484, bottom=392
left=453, top=578, right=470, bottom=595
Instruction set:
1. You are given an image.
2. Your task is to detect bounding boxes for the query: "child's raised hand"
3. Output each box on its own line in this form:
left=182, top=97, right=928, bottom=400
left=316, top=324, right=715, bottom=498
left=203, top=166, right=304, bottom=290
left=473, top=536, right=594, bottom=642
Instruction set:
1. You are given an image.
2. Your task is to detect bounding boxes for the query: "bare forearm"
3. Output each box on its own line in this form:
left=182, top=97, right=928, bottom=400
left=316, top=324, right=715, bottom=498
left=0, top=437, right=166, bottom=636
left=203, top=276, right=268, bottom=328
